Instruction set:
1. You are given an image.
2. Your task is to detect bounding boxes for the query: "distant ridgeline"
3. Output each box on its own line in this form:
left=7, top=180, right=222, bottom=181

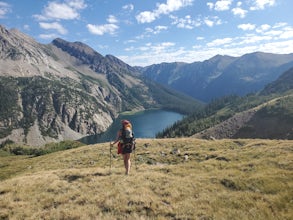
left=140, top=53, right=293, bottom=102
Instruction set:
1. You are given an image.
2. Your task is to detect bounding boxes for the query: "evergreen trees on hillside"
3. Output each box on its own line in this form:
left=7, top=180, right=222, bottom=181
left=144, top=78, right=203, bottom=114
left=156, top=94, right=280, bottom=138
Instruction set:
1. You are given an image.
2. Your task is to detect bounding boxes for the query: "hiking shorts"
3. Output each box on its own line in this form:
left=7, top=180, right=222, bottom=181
left=122, top=144, right=133, bottom=154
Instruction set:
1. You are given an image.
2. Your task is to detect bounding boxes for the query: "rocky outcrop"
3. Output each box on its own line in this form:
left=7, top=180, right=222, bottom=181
left=192, top=109, right=257, bottom=139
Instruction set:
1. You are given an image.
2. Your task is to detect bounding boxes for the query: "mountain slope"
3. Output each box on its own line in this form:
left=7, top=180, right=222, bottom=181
left=0, top=25, right=202, bottom=146
left=260, top=67, right=293, bottom=95
left=141, top=52, right=293, bottom=102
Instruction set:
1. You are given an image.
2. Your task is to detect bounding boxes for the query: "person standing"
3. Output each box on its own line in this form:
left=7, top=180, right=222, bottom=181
left=111, top=120, right=135, bottom=175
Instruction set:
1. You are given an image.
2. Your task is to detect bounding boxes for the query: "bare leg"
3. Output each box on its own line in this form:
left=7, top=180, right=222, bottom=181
left=123, top=153, right=131, bottom=175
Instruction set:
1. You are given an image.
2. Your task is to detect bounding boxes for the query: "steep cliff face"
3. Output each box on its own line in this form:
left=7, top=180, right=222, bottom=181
left=0, top=75, right=114, bottom=146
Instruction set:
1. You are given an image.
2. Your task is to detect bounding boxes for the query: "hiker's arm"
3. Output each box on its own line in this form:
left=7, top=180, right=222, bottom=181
left=112, top=139, right=119, bottom=145
left=111, top=131, right=121, bottom=145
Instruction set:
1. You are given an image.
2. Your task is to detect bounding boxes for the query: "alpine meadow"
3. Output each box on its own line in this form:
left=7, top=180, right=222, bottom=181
left=1, top=2, right=293, bottom=218
left=0, top=139, right=292, bottom=219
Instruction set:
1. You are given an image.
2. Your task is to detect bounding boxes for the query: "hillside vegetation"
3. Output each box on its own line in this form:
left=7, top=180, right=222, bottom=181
left=0, top=138, right=292, bottom=219
left=157, top=92, right=293, bottom=139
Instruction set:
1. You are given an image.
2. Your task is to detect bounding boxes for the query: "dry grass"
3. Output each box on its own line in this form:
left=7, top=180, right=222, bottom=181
left=0, top=138, right=292, bottom=219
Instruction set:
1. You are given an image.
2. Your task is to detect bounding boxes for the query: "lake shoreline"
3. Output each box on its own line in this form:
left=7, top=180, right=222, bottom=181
left=119, top=107, right=161, bottom=116
left=79, top=109, right=184, bottom=144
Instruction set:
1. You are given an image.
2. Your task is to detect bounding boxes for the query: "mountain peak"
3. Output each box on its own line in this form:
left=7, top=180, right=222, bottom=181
left=52, top=38, right=103, bottom=58
left=51, top=38, right=105, bottom=70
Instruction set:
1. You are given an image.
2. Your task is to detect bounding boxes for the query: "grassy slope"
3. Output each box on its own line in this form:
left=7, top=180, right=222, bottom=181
left=0, top=138, right=292, bottom=219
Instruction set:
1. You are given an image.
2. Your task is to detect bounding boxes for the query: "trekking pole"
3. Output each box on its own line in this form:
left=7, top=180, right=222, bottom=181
left=109, top=142, right=112, bottom=174
left=134, top=149, right=137, bottom=171
left=134, top=140, right=137, bottom=171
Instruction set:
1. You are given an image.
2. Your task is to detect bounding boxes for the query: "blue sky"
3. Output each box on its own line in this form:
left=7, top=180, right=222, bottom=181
left=1, top=0, right=293, bottom=66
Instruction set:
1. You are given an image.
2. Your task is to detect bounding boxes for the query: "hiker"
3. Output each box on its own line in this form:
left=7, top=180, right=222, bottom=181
left=111, top=120, right=135, bottom=175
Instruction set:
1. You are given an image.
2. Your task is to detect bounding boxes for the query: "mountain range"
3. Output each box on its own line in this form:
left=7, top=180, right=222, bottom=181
left=140, top=52, right=293, bottom=102
left=0, top=25, right=200, bottom=146
left=0, top=25, right=292, bottom=146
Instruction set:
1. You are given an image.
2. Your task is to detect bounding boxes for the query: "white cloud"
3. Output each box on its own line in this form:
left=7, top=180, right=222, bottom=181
left=256, top=24, right=271, bottom=33
left=107, top=15, right=118, bottom=24
left=119, top=41, right=184, bottom=66
left=156, top=0, right=193, bottom=14
left=241, top=35, right=272, bottom=44
left=87, top=23, right=119, bottom=36
left=39, top=33, right=59, bottom=39
left=171, top=15, right=221, bottom=29
left=256, top=40, right=293, bottom=53
left=208, top=0, right=233, bottom=11
left=207, top=2, right=214, bottom=10
left=136, top=11, right=157, bottom=23
left=67, top=0, right=87, bottom=10
left=140, top=42, right=175, bottom=54
left=87, top=14, right=120, bottom=36
left=23, top=25, right=30, bottom=31
left=0, top=1, right=11, bottom=18
left=161, top=42, right=175, bottom=47
left=263, top=25, right=293, bottom=39
left=171, top=15, right=201, bottom=29
left=122, top=4, right=134, bottom=11
left=39, top=22, right=68, bottom=34
left=125, top=46, right=135, bottom=52
left=207, top=38, right=233, bottom=47
left=34, top=0, right=87, bottom=21
left=136, top=0, right=193, bottom=23
left=236, top=1, right=242, bottom=7
left=264, top=30, right=283, bottom=38
left=136, top=25, right=168, bottom=40
left=204, top=16, right=222, bottom=27
left=279, top=28, right=293, bottom=39
left=153, top=25, right=168, bottom=34
left=238, top=23, right=256, bottom=31
left=208, top=23, right=293, bottom=49
left=250, top=0, right=276, bottom=10
left=204, top=19, right=214, bottom=27
left=232, top=7, right=248, bottom=18
left=273, top=22, right=287, bottom=29
left=44, top=3, right=78, bottom=20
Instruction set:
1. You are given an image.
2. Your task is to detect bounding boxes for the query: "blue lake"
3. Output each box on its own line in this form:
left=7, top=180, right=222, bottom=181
left=79, top=109, right=184, bottom=144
